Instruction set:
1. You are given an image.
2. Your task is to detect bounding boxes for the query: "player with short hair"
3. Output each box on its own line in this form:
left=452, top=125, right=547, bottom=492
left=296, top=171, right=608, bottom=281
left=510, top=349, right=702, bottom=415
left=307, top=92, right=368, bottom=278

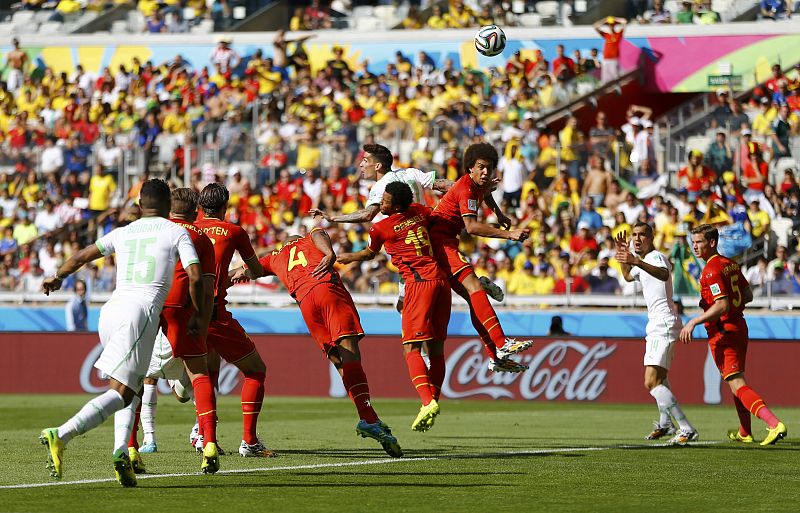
left=39, top=179, right=204, bottom=486
left=680, top=224, right=787, bottom=445
left=309, top=143, right=505, bottom=307
left=127, top=188, right=220, bottom=473
left=338, top=181, right=451, bottom=432
left=429, top=143, right=534, bottom=372
left=232, top=229, right=403, bottom=457
left=615, top=222, right=697, bottom=445
left=195, top=183, right=274, bottom=458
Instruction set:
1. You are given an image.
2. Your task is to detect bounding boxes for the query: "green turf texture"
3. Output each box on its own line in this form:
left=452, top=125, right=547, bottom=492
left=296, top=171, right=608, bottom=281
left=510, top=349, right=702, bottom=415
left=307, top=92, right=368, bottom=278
left=0, top=394, right=798, bottom=513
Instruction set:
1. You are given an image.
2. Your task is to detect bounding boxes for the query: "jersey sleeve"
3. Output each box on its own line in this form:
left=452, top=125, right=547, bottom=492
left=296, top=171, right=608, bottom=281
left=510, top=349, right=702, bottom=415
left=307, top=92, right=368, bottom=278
left=704, top=264, right=728, bottom=301
left=410, top=168, right=436, bottom=190
left=197, top=235, right=216, bottom=276
left=234, top=226, right=256, bottom=261
left=368, top=224, right=386, bottom=253
left=458, top=184, right=480, bottom=218
left=95, top=227, right=120, bottom=256
left=366, top=177, right=387, bottom=207
left=175, top=229, right=200, bottom=269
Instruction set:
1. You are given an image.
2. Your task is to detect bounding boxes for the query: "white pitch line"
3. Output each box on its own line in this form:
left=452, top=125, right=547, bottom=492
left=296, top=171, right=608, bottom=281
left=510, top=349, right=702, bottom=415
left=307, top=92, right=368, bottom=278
left=0, top=441, right=723, bottom=490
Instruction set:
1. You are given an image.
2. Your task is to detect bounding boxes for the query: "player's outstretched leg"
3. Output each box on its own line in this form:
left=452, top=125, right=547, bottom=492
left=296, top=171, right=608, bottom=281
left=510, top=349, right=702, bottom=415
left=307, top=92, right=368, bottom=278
left=40, top=387, right=127, bottom=480
left=333, top=339, right=403, bottom=457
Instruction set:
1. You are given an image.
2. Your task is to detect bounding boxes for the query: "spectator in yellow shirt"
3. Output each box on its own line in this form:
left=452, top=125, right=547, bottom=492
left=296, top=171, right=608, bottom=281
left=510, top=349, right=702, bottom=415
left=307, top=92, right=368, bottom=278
left=88, top=164, right=117, bottom=213
left=427, top=6, right=447, bottom=29
left=747, top=199, right=770, bottom=239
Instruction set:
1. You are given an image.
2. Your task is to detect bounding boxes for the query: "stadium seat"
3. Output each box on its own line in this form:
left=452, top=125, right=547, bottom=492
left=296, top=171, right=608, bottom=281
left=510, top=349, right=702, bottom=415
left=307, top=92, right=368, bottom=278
left=356, top=17, right=385, bottom=31
left=33, top=11, right=55, bottom=23
left=38, top=22, right=64, bottom=35
left=16, top=22, right=39, bottom=34
left=771, top=218, right=794, bottom=248
left=684, top=135, right=711, bottom=156
left=191, top=20, right=214, bottom=34
left=535, top=1, right=560, bottom=17
left=127, top=11, right=146, bottom=33
left=519, top=13, right=542, bottom=27
left=183, top=7, right=197, bottom=21
left=0, top=22, right=15, bottom=35
left=11, top=11, right=34, bottom=26
left=664, top=0, right=679, bottom=14
left=511, top=0, right=526, bottom=14
left=111, top=20, right=128, bottom=34
left=575, top=0, right=588, bottom=12
left=352, top=6, right=374, bottom=19
left=233, top=6, right=246, bottom=20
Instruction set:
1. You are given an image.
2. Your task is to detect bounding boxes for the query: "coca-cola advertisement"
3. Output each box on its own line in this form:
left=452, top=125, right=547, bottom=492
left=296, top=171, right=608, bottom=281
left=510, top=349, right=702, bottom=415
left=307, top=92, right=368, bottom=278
left=0, top=333, right=797, bottom=406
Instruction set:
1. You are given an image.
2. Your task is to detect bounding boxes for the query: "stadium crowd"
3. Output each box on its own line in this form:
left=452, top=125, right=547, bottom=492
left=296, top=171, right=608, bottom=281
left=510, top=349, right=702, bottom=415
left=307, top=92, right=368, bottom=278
left=0, top=29, right=799, bottom=300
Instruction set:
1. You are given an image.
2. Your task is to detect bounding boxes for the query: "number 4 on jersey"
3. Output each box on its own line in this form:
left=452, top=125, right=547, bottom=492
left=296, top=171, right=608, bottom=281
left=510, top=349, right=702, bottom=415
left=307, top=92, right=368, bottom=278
left=288, top=246, right=308, bottom=271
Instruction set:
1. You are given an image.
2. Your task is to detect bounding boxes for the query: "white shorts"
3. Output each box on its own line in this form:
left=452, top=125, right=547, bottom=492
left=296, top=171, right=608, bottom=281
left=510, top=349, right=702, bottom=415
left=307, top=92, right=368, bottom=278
left=643, top=316, right=681, bottom=370
left=146, top=328, right=186, bottom=380
left=95, top=298, right=160, bottom=392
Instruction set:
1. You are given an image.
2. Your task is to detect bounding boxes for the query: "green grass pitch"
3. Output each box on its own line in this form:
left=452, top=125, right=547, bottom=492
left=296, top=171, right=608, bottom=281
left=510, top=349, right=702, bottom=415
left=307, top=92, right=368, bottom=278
left=1, top=395, right=798, bottom=513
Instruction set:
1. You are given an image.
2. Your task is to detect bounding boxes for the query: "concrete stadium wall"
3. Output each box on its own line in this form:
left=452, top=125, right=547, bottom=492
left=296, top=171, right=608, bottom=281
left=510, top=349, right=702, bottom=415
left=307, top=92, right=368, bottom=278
left=1, top=22, right=799, bottom=92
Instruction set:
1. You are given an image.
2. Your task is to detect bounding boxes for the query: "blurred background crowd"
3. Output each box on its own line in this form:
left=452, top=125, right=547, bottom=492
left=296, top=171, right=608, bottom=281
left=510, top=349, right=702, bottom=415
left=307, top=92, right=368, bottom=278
left=1, top=4, right=799, bottom=302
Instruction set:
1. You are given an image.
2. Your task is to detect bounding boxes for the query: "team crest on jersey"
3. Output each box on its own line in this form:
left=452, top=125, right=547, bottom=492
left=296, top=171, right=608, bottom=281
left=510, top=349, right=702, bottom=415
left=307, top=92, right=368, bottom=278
left=467, top=199, right=478, bottom=211
left=710, top=283, right=721, bottom=295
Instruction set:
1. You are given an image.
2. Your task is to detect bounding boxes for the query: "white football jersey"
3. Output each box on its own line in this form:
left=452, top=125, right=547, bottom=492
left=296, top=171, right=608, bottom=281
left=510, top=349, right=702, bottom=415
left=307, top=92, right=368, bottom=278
left=367, top=168, right=436, bottom=208
left=95, top=216, right=199, bottom=311
left=630, top=250, right=680, bottom=320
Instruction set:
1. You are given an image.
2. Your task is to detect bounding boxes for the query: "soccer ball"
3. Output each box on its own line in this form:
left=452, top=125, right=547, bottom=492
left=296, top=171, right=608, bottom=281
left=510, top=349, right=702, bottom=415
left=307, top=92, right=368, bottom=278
left=474, top=25, right=506, bottom=57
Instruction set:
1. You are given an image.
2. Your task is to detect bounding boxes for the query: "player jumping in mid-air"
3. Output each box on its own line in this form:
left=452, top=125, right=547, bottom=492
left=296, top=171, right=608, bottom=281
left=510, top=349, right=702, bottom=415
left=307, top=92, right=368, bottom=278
left=428, top=143, right=534, bottom=372
left=232, top=228, right=403, bottom=457
left=615, top=222, right=697, bottom=445
left=39, top=179, right=204, bottom=486
left=309, top=143, right=505, bottom=309
left=195, top=183, right=275, bottom=458
left=127, top=188, right=220, bottom=473
left=338, top=182, right=451, bottom=432
left=680, top=224, right=787, bottom=446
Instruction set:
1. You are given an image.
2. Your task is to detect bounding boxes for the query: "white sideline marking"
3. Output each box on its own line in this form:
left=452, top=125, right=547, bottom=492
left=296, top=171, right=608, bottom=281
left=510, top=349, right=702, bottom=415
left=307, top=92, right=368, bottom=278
left=0, top=441, right=722, bottom=490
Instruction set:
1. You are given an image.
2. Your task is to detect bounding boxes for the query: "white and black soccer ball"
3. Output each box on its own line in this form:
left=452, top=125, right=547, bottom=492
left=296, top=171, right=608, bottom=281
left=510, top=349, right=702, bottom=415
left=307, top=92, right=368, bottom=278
left=474, top=25, right=506, bottom=57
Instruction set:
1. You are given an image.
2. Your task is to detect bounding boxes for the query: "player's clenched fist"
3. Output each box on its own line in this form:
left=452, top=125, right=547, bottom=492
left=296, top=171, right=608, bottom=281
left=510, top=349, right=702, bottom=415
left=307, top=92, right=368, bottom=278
left=508, top=228, right=530, bottom=242
left=42, top=277, right=63, bottom=296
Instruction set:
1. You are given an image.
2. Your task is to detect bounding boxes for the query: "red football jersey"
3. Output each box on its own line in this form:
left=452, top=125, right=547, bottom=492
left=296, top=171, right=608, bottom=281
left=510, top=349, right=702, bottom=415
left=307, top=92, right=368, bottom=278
left=429, top=174, right=482, bottom=239
left=259, top=230, right=342, bottom=302
left=195, top=217, right=256, bottom=309
left=163, top=218, right=216, bottom=308
left=699, top=253, right=749, bottom=334
left=368, top=204, right=445, bottom=282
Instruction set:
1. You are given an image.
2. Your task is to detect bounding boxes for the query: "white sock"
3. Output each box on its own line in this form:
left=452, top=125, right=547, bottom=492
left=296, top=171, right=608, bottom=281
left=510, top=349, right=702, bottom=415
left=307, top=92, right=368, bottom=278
left=141, top=384, right=158, bottom=445
left=651, top=384, right=694, bottom=431
left=113, top=395, right=140, bottom=455
left=58, top=390, right=125, bottom=444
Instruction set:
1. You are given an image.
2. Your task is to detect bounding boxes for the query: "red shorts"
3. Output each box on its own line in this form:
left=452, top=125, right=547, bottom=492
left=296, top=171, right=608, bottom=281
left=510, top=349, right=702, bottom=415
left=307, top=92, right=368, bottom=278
left=431, top=233, right=473, bottom=281
left=206, top=308, right=257, bottom=363
left=299, top=283, right=364, bottom=354
left=708, top=329, right=748, bottom=379
left=402, top=279, right=451, bottom=343
left=159, top=305, right=208, bottom=359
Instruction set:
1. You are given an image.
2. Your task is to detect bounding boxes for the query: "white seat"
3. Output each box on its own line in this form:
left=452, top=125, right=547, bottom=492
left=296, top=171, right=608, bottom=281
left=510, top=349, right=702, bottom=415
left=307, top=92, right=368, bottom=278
left=127, top=11, right=146, bottom=33
left=355, top=17, right=385, bottom=30
left=37, top=21, right=64, bottom=34
left=34, top=10, right=55, bottom=23
left=11, top=11, right=35, bottom=25
left=511, top=0, right=526, bottom=14
left=664, top=0, right=679, bottom=13
left=0, top=22, right=16, bottom=35
left=352, top=6, right=374, bottom=18
left=183, top=7, right=196, bottom=20
left=535, top=1, right=560, bottom=17
left=519, top=13, right=542, bottom=26
left=711, top=0, right=733, bottom=12
left=232, top=5, right=246, bottom=19
left=16, top=22, right=39, bottom=34
left=190, top=19, right=214, bottom=34
left=111, top=20, right=128, bottom=34
left=574, top=0, right=588, bottom=12
left=373, top=5, right=396, bottom=18
left=771, top=217, right=793, bottom=248
left=684, top=135, right=711, bottom=156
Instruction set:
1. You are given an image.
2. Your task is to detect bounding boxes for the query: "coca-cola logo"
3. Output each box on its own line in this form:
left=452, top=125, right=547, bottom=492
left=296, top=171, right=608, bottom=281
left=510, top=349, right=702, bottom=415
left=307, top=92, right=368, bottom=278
left=442, top=339, right=616, bottom=401
left=80, top=342, right=241, bottom=395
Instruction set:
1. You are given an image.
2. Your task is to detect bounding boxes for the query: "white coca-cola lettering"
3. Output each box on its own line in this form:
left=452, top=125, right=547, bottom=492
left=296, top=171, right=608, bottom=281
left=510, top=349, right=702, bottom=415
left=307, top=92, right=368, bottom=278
left=443, top=339, right=616, bottom=401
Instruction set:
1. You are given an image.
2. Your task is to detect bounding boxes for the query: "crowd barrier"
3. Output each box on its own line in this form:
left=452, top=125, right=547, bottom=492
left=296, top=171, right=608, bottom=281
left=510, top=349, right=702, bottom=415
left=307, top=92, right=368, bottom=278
left=2, top=333, right=797, bottom=406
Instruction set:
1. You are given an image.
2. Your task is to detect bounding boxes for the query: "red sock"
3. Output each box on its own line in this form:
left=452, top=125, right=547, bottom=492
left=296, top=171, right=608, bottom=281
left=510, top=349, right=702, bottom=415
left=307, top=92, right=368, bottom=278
left=405, top=351, right=434, bottom=405
left=341, top=361, right=379, bottom=423
left=736, top=385, right=780, bottom=429
left=128, top=404, right=141, bottom=449
left=428, top=354, right=446, bottom=401
left=468, top=305, right=498, bottom=358
left=469, top=290, right=507, bottom=351
left=192, top=375, right=217, bottom=446
left=241, top=372, right=265, bottom=445
left=733, top=395, right=752, bottom=437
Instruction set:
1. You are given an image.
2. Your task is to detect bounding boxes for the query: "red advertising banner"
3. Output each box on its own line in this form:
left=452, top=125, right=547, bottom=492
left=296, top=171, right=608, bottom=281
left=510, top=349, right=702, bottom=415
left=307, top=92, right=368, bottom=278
left=0, top=333, right=796, bottom=406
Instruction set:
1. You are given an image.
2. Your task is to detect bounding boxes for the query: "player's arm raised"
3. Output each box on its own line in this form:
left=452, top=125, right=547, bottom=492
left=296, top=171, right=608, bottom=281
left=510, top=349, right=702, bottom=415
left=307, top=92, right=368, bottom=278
left=482, top=192, right=512, bottom=230
left=310, top=228, right=336, bottom=277
left=432, top=178, right=454, bottom=193
left=613, top=232, right=635, bottom=282
left=310, top=204, right=380, bottom=224
left=42, top=244, right=104, bottom=295
left=463, top=215, right=528, bottom=241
